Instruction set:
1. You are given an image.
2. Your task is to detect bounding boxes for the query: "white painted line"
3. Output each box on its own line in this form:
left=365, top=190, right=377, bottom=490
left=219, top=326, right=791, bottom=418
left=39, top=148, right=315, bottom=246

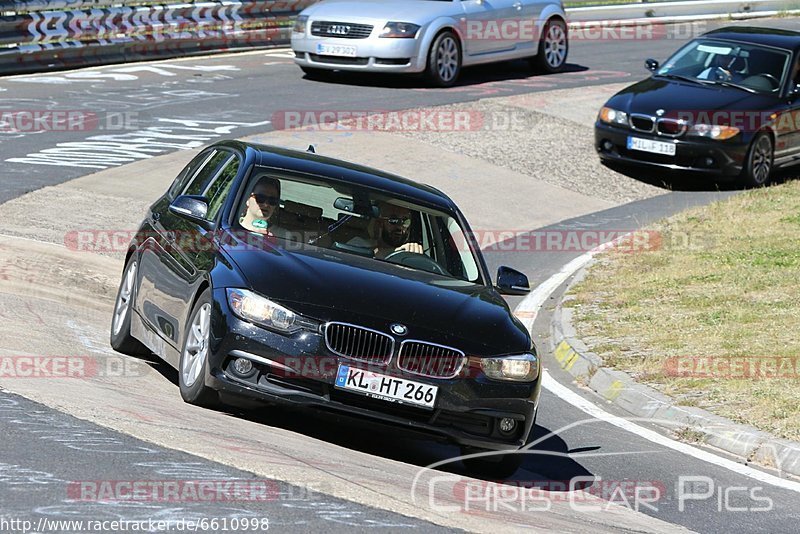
left=542, top=371, right=800, bottom=492
left=515, top=234, right=800, bottom=492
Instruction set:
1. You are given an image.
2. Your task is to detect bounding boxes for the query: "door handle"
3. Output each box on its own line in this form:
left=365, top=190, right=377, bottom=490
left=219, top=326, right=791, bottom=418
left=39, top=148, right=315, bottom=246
left=165, top=231, right=176, bottom=243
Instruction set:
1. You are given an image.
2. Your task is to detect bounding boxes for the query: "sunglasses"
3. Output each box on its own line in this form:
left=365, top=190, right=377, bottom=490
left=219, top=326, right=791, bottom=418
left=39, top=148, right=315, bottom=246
left=251, top=193, right=280, bottom=206
left=383, top=216, right=412, bottom=229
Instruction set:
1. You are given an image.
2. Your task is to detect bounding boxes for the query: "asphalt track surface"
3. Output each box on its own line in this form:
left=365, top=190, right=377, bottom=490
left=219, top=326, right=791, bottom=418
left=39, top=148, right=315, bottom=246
left=2, top=17, right=800, bottom=534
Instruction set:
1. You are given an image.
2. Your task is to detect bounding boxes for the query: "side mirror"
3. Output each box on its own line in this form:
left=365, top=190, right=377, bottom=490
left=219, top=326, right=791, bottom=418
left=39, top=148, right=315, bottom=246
left=496, top=266, right=530, bottom=296
left=169, top=195, right=211, bottom=228
left=645, top=58, right=659, bottom=72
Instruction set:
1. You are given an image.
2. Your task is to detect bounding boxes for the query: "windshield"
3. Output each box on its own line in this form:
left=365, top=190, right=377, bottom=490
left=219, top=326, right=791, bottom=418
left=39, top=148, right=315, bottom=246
left=233, top=166, right=483, bottom=284
left=655, top=39, right=791, bottom=94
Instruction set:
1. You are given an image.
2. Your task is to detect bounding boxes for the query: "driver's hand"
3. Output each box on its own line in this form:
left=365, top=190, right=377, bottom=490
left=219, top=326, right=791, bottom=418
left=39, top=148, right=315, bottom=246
left=714, top=67, right=732, bottom=81
left=396, top=242, right=424, bottom=254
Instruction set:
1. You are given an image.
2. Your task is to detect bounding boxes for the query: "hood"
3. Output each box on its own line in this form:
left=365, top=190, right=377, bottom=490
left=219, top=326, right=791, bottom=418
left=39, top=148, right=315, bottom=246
left=606, top=77, right=777, bottom=122
left=222, top=234, right=530, bottom=356
left=301, top=0, right=455, bottom=25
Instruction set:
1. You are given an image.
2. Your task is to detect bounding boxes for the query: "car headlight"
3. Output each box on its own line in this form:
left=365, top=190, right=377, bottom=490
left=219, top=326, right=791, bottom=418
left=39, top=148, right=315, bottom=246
left=481, top=353, right=539, bottom=382
left=598, top=106, right=629, bottom=127
left=227, top=288, right=309, bottom=333
left=293, top=15, right=308, bottom=34
left=380, top=22, right=420, bottom=38
left=688, top=123, right=740, bottom=140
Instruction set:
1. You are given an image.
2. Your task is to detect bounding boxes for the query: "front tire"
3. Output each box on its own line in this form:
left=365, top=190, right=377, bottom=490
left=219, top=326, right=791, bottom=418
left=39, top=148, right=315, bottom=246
left=739, top=132, right=773, bottom=188
left=110, top=257, right=149, bottom=356
left=179, top=288, right=219, bottom=407
left=426, top=31, right=461, bottom=87
left=533, top=18, right=568, bottom=73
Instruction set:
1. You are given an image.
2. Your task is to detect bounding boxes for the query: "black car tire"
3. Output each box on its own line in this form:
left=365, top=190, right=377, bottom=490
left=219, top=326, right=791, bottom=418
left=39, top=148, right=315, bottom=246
left=740, top=132, right=773, bottom=188
left=179, top=288, right=220, bottom=407
left=110, top=257, right=149, bottom=356
left=426, top=31, right=461, bottom=87
left=533, top=18, right=568, bottom=74
left=460, top=448, right=523, bottom=479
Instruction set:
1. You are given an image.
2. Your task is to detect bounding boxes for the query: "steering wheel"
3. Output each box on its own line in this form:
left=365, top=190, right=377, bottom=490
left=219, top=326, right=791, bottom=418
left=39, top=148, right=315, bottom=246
left=712, top=67, right=733, bottom=82
left=383, top=251, right=447, bottom=276
left=758, top=73, right=780, bottom=90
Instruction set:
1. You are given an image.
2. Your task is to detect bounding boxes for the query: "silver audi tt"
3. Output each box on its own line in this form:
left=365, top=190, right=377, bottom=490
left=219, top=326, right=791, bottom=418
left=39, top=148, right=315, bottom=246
left=290, top=0, right=568, bottom=86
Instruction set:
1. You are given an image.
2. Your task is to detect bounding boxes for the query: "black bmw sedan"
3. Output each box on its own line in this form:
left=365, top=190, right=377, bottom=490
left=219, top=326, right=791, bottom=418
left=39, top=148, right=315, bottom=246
left=595, top=27, right=800, bottom=187
left=110, top=140, right=539, bottom=475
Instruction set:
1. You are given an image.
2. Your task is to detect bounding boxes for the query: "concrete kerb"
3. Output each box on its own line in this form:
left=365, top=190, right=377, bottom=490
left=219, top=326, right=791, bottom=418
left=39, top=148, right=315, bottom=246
left=548, top=262, right=800, bottom=478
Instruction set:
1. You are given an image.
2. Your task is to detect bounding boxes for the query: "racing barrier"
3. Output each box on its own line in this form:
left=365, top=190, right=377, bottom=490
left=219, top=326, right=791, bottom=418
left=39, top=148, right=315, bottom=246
left=0, top=1, right=316, bottom=74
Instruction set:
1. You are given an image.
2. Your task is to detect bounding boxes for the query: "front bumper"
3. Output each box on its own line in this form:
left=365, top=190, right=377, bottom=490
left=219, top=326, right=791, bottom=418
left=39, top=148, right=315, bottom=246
left=291, top=31, right=426, bottom=73
left=595, top=121, right=749, bottom=177
left=205, top=288, right=540, bottom=451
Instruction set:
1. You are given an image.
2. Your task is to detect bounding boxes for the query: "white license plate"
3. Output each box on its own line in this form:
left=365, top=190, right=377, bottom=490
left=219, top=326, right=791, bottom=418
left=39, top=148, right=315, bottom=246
left=335, top=364, right=438, bottom=409
left=627, top=136, right=676, bottom=156
left=316, top=43, right=357, bottom=57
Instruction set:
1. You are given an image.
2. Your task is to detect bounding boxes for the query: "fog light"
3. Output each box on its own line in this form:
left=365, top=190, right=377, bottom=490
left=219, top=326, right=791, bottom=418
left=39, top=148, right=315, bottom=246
left=602, top=140, right=614, bottom=151
left=498, top=418, right=517, bottom=435
left=232, top=357, right=253, bottom=375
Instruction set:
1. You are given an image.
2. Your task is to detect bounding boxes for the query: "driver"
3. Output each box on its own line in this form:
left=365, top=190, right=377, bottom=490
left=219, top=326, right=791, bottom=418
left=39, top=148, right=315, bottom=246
left=349, top=201, right=423, bottom=259
left=239, top=176, right=284, bottom=237
left=697, top=53, right=737, bottom=81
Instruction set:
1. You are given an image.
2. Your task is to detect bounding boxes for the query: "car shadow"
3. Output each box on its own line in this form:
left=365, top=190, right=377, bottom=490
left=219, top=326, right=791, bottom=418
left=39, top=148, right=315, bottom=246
left=603, top=161, right=743, bottom=192
left=143, top=358, right=596, bottom=483
left=302, top=60, right=588, bottom=89
left=236, top=399, right=595, bottom=486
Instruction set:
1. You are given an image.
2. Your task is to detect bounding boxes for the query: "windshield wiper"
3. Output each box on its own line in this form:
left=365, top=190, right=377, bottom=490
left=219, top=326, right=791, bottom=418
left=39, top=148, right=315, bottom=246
left=656, top=73, right=710, bottom=85
left=706, top=80, right=758, bottom=94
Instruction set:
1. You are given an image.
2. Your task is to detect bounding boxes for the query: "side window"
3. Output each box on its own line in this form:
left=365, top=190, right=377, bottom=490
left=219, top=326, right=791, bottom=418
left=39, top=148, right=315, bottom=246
left=205, top=155, right=241, bottom=221
left=168, top=150, right=214, bottom=198
left=182, top=150, right=231, bottom=197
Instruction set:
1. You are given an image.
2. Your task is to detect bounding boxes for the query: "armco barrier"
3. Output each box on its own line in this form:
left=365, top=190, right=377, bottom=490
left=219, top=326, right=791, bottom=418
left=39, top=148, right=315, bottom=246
left=0, top=1, right=316, bottom=74
left=0, top=0, right=797, bottom=74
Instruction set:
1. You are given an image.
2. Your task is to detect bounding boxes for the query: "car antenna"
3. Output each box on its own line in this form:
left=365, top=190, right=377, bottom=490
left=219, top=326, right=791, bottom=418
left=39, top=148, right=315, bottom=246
left=307, top=144, right=316, bottom=153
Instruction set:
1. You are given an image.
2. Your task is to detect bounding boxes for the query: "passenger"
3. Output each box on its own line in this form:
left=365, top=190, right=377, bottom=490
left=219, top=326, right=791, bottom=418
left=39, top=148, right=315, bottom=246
left=239, top=177, right=284, bottom=237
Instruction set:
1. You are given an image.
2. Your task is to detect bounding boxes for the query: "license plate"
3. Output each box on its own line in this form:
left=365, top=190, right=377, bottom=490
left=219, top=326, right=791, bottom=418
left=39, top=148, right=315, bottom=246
left=627, top=136, right=676, bottom=156
left=335, top=364, right=438, bottom=409
left=316, top=43, right=357, bottom=57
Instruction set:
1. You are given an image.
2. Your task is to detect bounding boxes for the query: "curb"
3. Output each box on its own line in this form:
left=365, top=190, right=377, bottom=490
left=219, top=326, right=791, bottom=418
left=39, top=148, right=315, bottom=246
left=549, top=262, right=800, bottom=479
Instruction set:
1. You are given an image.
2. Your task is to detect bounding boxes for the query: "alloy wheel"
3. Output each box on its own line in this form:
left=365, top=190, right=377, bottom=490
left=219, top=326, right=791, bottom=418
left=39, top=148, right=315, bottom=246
left=436, top=36, right=459, bottom=83
left=182, top=303, right=211, bottom=388
left=111, top=261, right=136, bottom=336
left=751, top=136, right=772, bottom=184
left=544, top=24, right=567, bottom=69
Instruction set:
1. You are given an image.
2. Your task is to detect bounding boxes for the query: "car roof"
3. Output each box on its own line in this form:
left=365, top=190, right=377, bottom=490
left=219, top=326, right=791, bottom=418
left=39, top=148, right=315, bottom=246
left=702, top=26, right=800, bottom=51
left=215, top=140, right=458, bottom=212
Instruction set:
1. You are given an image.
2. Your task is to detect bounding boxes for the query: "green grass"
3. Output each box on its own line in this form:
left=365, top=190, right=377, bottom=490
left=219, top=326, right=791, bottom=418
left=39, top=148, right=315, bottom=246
left=567, top=181, right=800, bottom=441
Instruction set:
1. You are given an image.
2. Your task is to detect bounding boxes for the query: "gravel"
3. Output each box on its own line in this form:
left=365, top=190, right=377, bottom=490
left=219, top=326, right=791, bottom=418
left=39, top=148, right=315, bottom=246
left=394, top=97, right=665, bottom=205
